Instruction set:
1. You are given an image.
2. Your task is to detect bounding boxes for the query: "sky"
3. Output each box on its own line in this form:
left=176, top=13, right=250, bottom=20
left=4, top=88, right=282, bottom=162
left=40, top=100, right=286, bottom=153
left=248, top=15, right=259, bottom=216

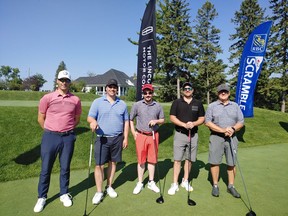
left=0, top=0, right=272, bottom=91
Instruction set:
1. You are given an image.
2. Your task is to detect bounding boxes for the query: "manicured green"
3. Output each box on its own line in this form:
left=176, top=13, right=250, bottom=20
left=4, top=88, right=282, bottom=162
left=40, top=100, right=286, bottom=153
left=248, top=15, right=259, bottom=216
left=0, top=144, right=287, bottom=216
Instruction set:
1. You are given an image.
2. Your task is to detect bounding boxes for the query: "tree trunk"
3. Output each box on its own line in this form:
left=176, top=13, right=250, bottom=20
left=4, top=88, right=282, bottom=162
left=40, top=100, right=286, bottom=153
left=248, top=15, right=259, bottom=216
left=177, top=78, right=180, bottom=99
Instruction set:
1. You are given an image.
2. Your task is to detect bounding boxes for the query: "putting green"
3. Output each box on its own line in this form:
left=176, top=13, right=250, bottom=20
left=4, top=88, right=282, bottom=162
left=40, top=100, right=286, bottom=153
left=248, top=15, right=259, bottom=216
left=1, top=143, right=287, bottom=216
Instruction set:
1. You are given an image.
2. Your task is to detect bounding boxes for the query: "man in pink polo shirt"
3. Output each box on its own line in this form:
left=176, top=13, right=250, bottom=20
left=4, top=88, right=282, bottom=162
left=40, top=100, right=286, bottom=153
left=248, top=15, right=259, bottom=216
left=33, top=70, right=82, bottom=213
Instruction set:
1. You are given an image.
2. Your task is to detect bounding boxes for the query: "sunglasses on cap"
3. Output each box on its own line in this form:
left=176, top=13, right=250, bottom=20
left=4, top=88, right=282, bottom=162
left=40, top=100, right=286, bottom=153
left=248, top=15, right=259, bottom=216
left=107, top=85, right=118, bottom=89
left=58, top=78, right=71, bottom=83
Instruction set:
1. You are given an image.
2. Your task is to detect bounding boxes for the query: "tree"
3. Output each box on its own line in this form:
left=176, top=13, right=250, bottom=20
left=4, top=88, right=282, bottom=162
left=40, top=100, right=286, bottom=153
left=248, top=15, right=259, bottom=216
left=22, top=74, right=47, bottom=91
left=228, top=0, right=266, bottom=81
left=54, top=61, right=67, bottom=90
left=0, top=66, right=22, bottom=90
left=156, top=0, right=195, bottom=101
left=269, top=0, right=288, bottom=112
left=192, top=1, right=227, bottom=104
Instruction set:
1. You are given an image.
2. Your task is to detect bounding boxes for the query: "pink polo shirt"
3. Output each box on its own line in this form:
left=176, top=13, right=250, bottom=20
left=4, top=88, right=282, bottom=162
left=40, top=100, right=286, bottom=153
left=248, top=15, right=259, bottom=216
left=39, top=90, right=82, bottom=132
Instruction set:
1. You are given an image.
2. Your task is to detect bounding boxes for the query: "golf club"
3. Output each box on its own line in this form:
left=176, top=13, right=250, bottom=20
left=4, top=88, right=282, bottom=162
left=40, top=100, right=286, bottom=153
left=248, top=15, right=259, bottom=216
left=229, top=138, right=256, bottom=216
left=187, top=130, right=196, bottom=206
left=83, top=132, right=94, bottom=216
left=151, top=125, right=164, bottom=204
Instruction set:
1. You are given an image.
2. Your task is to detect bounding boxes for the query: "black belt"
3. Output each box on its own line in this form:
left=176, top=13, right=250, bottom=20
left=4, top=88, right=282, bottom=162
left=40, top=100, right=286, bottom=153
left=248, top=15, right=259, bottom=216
left=175, top=129, right=192, bottom=136
left=211, top=131, right=228, bottom=138
left=45, top=129, right=74, bottom=136
left=136, top=129, right=153, bottom=136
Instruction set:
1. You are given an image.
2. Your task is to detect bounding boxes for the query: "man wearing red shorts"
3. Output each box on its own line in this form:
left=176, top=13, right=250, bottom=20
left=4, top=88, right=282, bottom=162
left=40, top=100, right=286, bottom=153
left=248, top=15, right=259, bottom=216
left=130, top=84, right=165, bottom=195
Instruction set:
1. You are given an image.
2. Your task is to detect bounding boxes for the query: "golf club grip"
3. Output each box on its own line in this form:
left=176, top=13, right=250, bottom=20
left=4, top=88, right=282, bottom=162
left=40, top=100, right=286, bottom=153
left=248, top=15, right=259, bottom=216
left=89, top=143, right=93, bottom=167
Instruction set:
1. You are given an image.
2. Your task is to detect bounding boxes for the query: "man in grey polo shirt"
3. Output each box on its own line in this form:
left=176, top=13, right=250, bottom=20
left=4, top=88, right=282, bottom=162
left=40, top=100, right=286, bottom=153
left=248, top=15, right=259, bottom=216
left=205, top=84, right=244, bottom=198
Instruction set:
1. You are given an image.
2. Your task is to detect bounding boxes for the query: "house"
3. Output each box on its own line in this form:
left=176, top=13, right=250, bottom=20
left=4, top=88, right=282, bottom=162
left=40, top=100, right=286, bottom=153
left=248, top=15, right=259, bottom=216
left=74, top=68, right=135, bottom=96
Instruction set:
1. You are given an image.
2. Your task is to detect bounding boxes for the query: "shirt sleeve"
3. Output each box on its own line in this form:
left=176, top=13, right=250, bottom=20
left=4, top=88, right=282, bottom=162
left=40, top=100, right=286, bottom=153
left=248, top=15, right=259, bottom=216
left=38, top=94, right=49, bottom=114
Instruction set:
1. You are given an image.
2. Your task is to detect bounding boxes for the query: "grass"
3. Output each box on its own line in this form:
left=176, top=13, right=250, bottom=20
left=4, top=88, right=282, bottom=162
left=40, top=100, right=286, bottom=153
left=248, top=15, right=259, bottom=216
left=0, top=90, right=288, bottom=215
left=0, top=144, right=288, bottom=216
left=0, top=100, right=287, bottom=182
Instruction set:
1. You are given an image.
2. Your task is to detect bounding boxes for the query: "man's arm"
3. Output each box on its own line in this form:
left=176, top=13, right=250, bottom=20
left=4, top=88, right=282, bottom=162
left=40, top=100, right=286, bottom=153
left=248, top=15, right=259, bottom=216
left=38, top=112, right=46, bottom=129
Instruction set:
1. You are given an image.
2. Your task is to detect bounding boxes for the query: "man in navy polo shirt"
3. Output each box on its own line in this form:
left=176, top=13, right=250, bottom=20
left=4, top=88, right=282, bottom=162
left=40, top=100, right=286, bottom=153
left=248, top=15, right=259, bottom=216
left=168, top=82, right=205, bottom=195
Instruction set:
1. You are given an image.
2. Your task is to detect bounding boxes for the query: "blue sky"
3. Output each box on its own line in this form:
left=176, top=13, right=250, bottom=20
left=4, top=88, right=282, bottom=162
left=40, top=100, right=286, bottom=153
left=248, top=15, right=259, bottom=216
left=0, top=0, right=271, bottom=90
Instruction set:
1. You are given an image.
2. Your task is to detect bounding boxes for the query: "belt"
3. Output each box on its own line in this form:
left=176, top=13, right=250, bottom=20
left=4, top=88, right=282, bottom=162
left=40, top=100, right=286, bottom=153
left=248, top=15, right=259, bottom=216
left=136, top=129, right=153, bottom=136
left=211, top=131, right=232, bottom=138
left=97, top=133, right=123, bottom=138
left=45, top=129, right=74, bottom=136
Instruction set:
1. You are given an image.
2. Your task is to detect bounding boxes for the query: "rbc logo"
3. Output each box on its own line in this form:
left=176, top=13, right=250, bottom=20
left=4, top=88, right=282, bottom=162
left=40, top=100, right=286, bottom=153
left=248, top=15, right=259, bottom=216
left=251, top=34, right=267, bottom=53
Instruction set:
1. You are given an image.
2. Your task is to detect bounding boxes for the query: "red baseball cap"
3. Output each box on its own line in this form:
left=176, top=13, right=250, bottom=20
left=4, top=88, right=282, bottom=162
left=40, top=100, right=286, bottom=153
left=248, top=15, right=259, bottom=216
left=142, top=84, right=154, bottom=91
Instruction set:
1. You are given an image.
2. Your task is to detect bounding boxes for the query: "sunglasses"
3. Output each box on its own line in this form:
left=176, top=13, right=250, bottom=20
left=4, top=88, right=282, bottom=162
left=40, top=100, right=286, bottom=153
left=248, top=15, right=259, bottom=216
left=143, top=91, right=153, bottom=95
left=58, top=79, right=71, bottom=83
left=219, top=90, right=229, bottom=94
left=183, top=87, right=192, bottom=91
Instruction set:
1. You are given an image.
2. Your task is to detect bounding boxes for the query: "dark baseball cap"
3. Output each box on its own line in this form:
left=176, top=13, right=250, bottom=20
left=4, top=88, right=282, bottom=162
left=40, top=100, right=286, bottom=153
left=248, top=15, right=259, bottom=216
left=106, top=79, right=118, bottom=87
left=217, top=84, right=230, bottom=92
left=182, top=82, right=193, bottom=89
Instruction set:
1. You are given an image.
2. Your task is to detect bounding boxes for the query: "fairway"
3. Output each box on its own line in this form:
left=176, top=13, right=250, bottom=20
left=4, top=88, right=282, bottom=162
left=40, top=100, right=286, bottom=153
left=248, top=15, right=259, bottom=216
left=1, top=143, right=287, bottom=216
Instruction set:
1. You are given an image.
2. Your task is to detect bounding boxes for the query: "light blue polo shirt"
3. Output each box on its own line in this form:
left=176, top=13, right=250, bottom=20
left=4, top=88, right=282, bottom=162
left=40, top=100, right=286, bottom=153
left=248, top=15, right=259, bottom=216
left=88, top=95, right=129, bottom=136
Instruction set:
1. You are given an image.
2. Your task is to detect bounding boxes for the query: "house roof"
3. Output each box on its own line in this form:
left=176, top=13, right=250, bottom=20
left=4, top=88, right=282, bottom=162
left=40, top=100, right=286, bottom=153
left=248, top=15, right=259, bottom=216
left=74, top=68, right=135, bottom=87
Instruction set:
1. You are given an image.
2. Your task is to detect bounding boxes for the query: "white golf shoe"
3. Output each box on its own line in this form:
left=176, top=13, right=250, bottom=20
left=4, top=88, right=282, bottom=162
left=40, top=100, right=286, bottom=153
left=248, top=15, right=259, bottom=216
left=33, top=197, right=46, bottom=213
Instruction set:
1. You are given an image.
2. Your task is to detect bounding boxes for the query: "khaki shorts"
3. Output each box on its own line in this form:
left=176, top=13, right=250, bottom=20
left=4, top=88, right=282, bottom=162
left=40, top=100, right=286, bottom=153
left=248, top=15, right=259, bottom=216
left=173, top=131, right=198, bottom=162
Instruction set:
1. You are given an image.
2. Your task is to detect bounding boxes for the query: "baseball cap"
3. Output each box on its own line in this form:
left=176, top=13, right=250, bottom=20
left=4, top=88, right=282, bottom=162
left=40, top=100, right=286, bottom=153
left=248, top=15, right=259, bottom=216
left=142, top=83, right=154, bottom=91
left=217, top=84, right=230, bottom=92
left=106, top=79, right=118, bottom=87
left=182, top=82, right=193, bottom=89
left=58, top=70, right=71, bottom=80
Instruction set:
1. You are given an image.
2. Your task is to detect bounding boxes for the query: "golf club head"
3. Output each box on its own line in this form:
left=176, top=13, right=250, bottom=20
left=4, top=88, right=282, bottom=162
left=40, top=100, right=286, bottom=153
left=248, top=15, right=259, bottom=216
left=187, top=198, right=196, bottom=206
left=156, top=196, right=164, bottom=204
left=246, top=210, right=256, bottom=216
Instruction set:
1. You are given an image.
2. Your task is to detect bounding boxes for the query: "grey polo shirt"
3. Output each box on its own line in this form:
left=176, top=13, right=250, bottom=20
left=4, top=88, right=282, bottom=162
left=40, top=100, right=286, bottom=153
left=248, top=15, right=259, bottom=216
left=130, top=100, right=164, bottom=132
left=205, top=100, right=244, bottom=128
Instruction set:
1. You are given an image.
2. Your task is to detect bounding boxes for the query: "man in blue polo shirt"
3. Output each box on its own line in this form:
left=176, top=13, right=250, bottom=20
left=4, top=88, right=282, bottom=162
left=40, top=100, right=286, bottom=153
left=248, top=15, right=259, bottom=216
left=168, top=82, right=205, bottom=195
left=87, top=79, right=129, bottom=205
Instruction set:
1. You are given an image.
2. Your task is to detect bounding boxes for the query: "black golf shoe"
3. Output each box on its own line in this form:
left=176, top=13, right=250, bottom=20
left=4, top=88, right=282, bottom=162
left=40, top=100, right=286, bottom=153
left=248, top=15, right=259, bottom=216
left=211, top=185, right=219, bottom=197
left=227, top=186, right=241, bottom=198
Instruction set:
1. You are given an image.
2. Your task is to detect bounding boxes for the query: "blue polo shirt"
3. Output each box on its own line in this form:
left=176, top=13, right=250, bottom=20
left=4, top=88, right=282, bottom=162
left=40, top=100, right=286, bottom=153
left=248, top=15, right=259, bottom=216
left=88, top=95, right=129, bottom=136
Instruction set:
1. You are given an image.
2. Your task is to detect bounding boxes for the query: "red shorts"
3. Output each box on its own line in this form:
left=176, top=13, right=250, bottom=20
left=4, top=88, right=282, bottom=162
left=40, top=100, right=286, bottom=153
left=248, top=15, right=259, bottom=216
left=136, top=132, right=159, bottom=164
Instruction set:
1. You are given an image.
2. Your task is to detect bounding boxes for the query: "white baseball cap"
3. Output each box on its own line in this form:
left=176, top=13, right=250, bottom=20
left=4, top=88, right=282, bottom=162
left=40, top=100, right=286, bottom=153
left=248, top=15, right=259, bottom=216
left=58, top=70, right=71, bottom=80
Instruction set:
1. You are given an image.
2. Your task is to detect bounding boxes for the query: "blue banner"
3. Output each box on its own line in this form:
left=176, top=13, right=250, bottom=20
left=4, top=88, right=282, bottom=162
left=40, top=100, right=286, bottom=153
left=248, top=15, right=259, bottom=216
left=136, top=0, right=156, bottom=101
left=235, top=21, right=273, bottom=117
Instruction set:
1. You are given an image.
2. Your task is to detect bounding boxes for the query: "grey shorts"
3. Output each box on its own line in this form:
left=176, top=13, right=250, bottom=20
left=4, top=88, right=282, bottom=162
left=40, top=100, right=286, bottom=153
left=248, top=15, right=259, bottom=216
left=208, top=135, right=238, bottom=166
left=173, top=131, right=198, bottom=162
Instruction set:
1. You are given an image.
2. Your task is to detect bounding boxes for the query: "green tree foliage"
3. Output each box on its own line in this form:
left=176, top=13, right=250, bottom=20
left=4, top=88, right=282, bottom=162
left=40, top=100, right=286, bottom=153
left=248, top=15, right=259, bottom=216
left=192, top=1, right=227, bottom=104
left=268, top=0, right=288, bottom=112
left=54, top=61, right=67, bottom=90
left=228, top=0, right=266, bottom=83
left=156, top=0, right=195, bottom=101
left=126, top=87, right=136, bottom=101
left=21, top=74, right=47, bottom=91
left=0, top=66, right=22, bottom=90
left=70, top=80, right=86, bottom=92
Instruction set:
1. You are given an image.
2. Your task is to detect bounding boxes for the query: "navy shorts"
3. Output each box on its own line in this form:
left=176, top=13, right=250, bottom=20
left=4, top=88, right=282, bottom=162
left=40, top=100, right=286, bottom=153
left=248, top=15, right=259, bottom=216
left=94, top=134, right=123, bottom=165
